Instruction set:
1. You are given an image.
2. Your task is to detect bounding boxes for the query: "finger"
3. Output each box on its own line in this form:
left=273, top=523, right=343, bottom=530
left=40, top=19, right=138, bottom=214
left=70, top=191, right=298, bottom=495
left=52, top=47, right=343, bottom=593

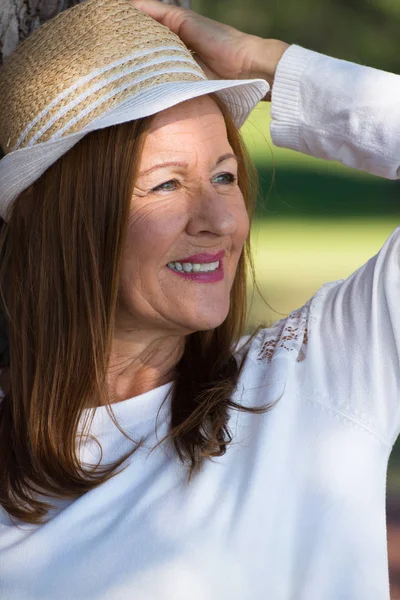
left=129, top=0, right=189, bottom=34
left=129, top=0, right=217, bottom=54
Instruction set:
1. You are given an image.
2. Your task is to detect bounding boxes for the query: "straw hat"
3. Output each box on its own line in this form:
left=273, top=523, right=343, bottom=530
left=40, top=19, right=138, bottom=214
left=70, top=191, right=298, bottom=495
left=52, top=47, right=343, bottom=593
left=0, top=0, right=269, bottom=221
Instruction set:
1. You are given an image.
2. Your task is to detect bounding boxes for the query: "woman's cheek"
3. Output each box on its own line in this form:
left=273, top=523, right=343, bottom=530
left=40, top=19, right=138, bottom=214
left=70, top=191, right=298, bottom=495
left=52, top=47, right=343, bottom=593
left=125, top=201, right=186, bottom=257
left=234, top=199, right=250, bottom=247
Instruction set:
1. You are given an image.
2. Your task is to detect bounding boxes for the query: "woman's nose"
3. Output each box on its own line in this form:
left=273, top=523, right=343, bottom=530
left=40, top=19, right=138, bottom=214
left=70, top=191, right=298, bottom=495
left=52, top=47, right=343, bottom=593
left=185, top=185, right=238, bottom=238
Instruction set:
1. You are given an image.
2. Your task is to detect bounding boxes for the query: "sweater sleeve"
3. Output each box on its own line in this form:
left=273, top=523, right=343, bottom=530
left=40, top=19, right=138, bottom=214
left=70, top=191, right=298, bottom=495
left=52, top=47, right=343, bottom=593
left=270, top=45, right=400, bottom=179
left=268, top=46, right=400, bottom=447
left=297, top=230, right=400, bottom=449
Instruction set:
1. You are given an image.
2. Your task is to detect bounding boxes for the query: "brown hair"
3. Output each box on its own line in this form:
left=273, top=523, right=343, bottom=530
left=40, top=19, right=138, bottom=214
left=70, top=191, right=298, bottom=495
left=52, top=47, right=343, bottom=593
left=0, top=93, right=275, bottom=526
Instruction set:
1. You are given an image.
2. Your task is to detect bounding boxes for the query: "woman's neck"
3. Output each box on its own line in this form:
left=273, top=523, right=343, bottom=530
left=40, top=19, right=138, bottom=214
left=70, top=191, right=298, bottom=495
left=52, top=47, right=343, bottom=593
left=106, top=332, right=185, bottom=404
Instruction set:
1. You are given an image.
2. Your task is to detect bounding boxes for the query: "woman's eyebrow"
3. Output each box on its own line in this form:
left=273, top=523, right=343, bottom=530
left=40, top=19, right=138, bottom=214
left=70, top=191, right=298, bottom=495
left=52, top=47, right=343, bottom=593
left=137, top=152, right=239, bottom=177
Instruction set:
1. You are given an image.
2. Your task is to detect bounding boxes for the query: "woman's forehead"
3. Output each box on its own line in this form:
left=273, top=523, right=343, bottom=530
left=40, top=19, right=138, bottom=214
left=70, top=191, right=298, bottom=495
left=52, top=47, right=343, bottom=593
left=147, top=95, right=226, bottom=135
left=140, top=118, right=233, bottom=169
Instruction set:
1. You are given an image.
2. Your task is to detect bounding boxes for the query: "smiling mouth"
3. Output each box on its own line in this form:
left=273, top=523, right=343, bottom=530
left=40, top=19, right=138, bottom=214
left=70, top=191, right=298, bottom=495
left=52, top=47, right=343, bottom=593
left=166, top=260, right=220, bottom=273
left=166, top=249, right=226, bottom=272
left=165, top=258, right=224, bottom=283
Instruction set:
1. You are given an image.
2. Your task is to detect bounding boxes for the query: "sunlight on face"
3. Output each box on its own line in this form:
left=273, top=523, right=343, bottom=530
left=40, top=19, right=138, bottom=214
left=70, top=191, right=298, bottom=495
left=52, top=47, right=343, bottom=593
left=117, top=95, right=249, bottom=335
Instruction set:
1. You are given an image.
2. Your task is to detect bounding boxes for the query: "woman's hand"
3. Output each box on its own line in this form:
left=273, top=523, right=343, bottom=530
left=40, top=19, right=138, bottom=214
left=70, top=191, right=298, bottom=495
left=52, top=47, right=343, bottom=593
left=129, top=0, right=289, bottom=95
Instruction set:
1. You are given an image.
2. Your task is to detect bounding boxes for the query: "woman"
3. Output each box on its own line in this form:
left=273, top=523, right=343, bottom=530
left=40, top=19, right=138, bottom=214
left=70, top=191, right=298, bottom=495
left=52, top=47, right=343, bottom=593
left=0, top=0, right=399, bottom=598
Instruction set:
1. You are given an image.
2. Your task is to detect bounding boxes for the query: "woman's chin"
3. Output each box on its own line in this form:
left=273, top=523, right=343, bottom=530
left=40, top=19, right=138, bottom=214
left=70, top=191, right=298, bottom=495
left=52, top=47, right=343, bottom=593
left=181, top=306, right=230, bottom=332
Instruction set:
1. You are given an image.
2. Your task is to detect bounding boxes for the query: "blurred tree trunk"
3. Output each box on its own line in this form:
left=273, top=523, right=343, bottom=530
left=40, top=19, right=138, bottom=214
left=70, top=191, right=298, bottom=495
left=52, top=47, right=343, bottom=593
left=0, top=0, right=191, bottom=367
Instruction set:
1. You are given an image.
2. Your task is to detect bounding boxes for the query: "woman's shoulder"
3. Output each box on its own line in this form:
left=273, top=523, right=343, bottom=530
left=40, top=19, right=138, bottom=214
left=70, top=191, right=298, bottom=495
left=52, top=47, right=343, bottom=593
left=235, top=244, right=400, bottom=446
left=235, top=279, right=339, bottom=368
left=230, top=285, right=329, bottom=412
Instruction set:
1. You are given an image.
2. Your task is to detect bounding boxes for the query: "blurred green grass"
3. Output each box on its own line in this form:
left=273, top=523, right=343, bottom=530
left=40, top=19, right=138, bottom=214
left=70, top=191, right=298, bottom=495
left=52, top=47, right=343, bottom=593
left=246, top=217, right=400, bottom=327
left=241, top=103, right=400, bottom=495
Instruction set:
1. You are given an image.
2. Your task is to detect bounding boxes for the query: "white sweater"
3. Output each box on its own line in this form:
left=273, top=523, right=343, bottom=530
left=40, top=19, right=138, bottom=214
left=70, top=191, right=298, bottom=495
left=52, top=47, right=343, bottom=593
left=1, top=45, right=400, bottom=600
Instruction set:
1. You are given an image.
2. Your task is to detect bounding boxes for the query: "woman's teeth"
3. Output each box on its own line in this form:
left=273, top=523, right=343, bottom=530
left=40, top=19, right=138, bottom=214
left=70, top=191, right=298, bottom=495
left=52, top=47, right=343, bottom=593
left=167, top=261, right=220, bottom=273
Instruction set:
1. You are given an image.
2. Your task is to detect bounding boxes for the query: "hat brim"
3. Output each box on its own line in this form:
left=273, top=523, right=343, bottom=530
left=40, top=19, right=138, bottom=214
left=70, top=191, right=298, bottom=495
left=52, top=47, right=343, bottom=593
left=0, top=77, right=269, bottom=220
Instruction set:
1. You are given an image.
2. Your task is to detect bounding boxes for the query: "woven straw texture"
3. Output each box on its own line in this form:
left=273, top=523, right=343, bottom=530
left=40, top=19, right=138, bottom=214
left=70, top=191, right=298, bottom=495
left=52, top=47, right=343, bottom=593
left=0, top=0, right=206, bottom=154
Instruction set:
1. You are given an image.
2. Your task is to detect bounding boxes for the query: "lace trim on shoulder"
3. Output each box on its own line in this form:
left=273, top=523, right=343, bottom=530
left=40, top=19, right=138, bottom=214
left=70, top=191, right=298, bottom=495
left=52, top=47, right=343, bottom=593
left=256, top=281, right=340, bottom=364
left=256, top=308, right=308, bottom=364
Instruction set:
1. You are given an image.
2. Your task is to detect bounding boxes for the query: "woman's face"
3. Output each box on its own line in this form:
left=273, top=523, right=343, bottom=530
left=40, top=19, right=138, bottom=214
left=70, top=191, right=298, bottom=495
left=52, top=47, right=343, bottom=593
left=117, top=95, right=250, bottom=336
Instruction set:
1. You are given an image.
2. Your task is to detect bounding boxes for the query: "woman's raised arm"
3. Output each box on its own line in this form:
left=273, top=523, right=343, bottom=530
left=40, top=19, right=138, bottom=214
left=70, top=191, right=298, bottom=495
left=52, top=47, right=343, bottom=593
left=270, top=45, right=400, bottom=180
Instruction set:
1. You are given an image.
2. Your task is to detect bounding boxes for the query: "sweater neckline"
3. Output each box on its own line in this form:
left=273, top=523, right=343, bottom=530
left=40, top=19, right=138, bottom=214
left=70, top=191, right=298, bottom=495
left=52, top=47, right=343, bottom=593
left=77, top=381, right=174, bottom=436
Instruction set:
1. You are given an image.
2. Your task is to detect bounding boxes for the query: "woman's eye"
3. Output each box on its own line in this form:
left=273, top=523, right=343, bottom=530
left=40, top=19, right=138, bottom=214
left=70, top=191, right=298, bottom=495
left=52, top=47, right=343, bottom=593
left=212, top=172, right=237, bottom=185
left=151, top=179, right=179, bottom=193
left=151, top=172, right=237, bottom=193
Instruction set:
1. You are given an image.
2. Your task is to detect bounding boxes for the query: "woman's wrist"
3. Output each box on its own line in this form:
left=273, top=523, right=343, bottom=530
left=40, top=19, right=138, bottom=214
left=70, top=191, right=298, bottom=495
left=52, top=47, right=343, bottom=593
left=245, top=38, right=290, bottom=100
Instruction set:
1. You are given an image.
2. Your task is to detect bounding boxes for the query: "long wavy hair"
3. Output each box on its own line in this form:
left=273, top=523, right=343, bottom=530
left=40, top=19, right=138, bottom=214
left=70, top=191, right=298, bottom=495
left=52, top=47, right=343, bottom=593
left=0, top=93, right=276, bottom=526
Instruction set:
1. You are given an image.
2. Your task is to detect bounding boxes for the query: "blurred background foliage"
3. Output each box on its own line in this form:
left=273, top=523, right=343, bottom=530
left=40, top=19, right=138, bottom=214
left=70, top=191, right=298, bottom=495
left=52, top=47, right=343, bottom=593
left=193, top=0, right=400, bottom=494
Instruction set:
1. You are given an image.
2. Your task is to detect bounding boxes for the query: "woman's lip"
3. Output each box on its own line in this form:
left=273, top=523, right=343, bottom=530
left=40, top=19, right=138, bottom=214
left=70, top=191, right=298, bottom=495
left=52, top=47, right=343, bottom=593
left=166, top=259, right=224, bottom=283
left=170, top=250, right=225, bottom=264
